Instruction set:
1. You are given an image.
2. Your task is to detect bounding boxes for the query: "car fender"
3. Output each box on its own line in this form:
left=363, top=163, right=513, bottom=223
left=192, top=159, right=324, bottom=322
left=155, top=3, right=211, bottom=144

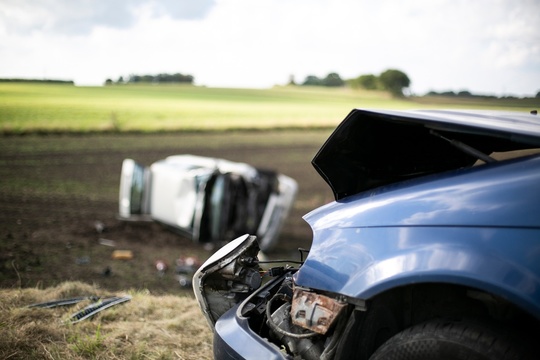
left=295, top=226, right=540, bottom=319
left=298, top=158, right=540, bottom=319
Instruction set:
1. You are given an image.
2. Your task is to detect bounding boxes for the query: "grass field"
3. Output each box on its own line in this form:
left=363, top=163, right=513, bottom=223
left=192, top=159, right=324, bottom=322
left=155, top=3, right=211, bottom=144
left=1, top=83, right=537, bottom=133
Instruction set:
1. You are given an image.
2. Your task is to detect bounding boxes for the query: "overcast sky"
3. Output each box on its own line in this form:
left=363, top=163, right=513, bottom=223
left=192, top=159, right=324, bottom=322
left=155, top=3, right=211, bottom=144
left=1, top=0, right=538, bottom=96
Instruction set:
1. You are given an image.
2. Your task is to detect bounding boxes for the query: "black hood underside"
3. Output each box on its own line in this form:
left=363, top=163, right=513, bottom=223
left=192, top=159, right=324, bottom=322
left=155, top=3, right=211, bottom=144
left=312, top=109, right=540, bottom=200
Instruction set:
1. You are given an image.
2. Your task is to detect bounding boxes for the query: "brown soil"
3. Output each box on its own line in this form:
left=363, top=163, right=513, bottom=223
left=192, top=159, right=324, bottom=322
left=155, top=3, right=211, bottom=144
left=0, top=131, right=335, bottom=295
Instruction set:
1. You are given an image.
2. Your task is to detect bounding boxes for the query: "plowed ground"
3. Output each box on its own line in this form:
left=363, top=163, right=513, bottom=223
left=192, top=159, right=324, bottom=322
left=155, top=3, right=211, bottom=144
left=0, top=130, right=334, bottom=295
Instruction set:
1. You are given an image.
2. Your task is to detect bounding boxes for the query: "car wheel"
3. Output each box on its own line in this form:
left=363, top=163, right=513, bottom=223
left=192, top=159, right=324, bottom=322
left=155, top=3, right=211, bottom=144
left=369, top=319, right=534, bottom=360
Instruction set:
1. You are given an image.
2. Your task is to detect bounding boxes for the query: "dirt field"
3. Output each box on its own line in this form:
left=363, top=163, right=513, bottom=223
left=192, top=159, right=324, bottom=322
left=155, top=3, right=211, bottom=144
left=0, top=130, right=335, bottom=295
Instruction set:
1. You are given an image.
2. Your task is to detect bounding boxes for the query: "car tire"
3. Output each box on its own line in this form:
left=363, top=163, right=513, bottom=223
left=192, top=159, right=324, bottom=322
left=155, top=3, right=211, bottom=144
left=369, top=319, right=534, bottom=360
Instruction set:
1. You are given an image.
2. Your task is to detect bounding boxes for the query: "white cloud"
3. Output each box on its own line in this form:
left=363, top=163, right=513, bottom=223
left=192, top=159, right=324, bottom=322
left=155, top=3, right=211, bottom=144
left=0, top=0, right=538, bottom=96
left=0, top=0, right=216, bottom=34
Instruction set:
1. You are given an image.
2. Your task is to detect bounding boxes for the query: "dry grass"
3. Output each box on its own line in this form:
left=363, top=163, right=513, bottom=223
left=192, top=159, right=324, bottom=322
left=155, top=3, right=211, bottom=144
left=0, top=282, right=213, bottom=359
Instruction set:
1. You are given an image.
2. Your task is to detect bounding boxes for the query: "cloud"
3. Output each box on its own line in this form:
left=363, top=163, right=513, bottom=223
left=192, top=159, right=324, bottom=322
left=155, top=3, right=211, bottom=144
left=149, top=0, right=216, bottom=20
left=484, top=1, right=540, bottom=70
left=0, top=0, right=216, bottom=35
left=0, top=0, right=538, bottom=96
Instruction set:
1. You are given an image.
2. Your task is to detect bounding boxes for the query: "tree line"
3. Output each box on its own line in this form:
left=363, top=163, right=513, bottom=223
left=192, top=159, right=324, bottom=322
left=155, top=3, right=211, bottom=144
left=293, top=69, right=411, bottom=97
left=0, top=78, right=74, bottom=85
left=105, top=73, right=194, bottom=85
left=297, top=70, right=540, bottom=99
left=105, top=69, right=411, bottom=97
left=8, top=71, right=537, bottom=99
left=426, top=90, right=540, bottom=99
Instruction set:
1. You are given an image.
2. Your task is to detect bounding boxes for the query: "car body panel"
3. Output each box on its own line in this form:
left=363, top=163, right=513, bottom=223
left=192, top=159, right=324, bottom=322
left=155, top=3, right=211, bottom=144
left=212, top=273, right=293, bottom=359
left=305, top=154, right=540, bottom=230
left=299, top=149, right=540, bottom=318
left=295, top=226, right=540, bottom=318
left=149, top=160, right=200, bottom=229
left=214, top=305, right=288, bottom=360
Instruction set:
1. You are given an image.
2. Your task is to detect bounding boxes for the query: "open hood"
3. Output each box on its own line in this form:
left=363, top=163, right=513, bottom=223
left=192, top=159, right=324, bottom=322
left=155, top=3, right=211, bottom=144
left=312, top=109, right=540, bottom=200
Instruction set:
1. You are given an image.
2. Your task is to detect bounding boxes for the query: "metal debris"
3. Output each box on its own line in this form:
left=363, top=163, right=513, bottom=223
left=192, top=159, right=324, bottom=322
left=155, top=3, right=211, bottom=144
left=98, top=238, right=116, bottom=247
left=28, top=296, right=100, bottom=309
left=69, top=296, right=132, bottom=324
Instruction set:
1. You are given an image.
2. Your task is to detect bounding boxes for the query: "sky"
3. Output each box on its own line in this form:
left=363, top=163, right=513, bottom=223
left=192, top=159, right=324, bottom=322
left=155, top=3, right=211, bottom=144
left=0, top=0, right=539, bottom=97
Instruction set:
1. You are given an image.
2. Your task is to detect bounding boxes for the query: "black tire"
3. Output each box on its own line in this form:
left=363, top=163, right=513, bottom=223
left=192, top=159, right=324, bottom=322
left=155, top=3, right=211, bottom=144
left=369, top=319, right=534, bottom=360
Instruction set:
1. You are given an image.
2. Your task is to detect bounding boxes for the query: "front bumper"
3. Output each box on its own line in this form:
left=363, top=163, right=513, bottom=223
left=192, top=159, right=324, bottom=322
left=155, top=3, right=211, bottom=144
left=213, top=275, right=291, bottom=360
left=214, top=305, right=289, bottom=360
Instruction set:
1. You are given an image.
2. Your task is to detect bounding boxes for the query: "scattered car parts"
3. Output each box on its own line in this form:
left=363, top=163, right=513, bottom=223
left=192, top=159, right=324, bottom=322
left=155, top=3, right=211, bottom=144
left=28, top=296, right=100, bottom=309
left=69, top=296, right=132, bottom=324
left=28, top=295, right=132, bottom=324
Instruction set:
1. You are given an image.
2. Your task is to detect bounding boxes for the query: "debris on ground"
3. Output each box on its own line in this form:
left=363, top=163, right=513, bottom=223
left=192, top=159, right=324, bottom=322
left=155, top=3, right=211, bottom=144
left=155, top=260, right=168, bottom=277
left=27, top=296, right=100, bottom=309
left=99, top=238, right=116, bottom=247
left=175, top=256, right=201, bottom=288
left=69, top=295, right=132, bottom=323
left=111, top=250, right=133, bottom=260
left=94, top=221, right=106, bottom=234
left=102, top=266, right=112, bottom=277
left=75, top=256, right=90, bottom=265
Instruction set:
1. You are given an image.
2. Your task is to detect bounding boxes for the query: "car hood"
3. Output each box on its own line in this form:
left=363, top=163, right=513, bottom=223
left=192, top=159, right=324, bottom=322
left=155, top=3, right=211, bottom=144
left=312, top=109, right=540, bottom=200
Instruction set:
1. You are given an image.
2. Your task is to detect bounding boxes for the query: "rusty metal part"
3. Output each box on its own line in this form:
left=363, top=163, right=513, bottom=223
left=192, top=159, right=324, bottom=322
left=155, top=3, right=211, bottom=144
left=290, top=287, right=347, bottom=334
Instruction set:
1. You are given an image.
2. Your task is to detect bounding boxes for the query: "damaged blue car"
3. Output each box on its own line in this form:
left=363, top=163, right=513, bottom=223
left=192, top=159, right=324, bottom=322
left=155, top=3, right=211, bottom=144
left=193, top=109, right=540, bottom=359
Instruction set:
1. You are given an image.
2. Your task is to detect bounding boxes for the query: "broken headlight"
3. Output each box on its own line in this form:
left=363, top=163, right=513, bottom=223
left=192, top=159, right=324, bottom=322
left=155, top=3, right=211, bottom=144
left=192, top=234, right=262, bottom=327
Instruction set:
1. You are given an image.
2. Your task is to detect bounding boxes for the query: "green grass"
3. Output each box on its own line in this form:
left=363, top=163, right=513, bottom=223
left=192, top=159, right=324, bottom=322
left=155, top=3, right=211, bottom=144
left=1, top=83, right=536, bottom=134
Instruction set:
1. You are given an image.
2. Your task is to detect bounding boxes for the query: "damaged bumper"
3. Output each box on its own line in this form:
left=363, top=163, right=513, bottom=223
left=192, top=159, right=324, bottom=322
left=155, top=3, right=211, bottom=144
left=193, top=234, right=350, bottom=360
left=211, top=273, right=350, bottom=360
left=213, top=281, right=291, bottom=360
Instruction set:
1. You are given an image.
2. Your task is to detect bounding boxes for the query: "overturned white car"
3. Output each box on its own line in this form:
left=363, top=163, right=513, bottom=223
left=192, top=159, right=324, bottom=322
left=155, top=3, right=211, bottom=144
left=118, top=155, right=297, bottom=251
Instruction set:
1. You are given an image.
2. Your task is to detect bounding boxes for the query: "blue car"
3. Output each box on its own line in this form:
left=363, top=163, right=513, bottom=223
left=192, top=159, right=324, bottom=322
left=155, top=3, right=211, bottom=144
left=193, top=109, right=540, bottom=359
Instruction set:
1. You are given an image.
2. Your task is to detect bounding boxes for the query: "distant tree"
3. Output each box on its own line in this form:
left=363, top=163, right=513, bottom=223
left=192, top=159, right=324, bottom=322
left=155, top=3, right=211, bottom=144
left=301, top=73, right=345, bottom=87
left=323, top=72, right=345, bottom=87
left=126, top=73, right=194, bottom=84
left=0, top=78, right=74, bottom=85
left=536, top=90, right=540, bottom=98
left=141, top=75, right=153, bottom=83
left=128, top=74, right=140, bottom=83
left=457, top=90, right=472, bottom=97
left=104, top=78, right=113, bottom=86
left=302, top=75, right=323, bottom=86
left=156, top=73, right=194, bottom=83
left=441, top=91, right=457, bottom=97
left=347, top=74, right=378, bottom=90
left=379, top=69, right=410, bottom=97
left=117, top=76, right=124, bottom=84
left=356, top=74, right=379, bottom=90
